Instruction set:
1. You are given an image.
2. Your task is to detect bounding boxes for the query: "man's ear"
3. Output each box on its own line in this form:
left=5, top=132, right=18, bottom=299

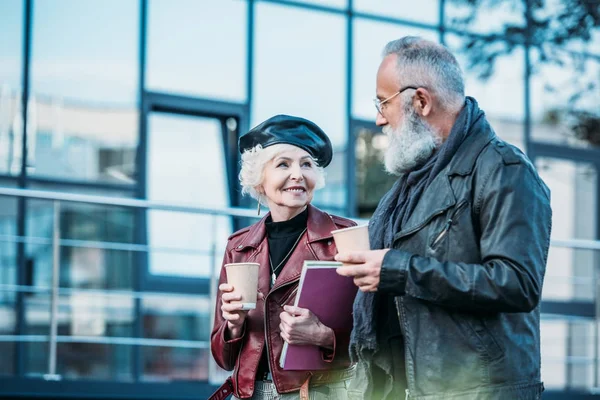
left=413, top=88, right=433, bottom=117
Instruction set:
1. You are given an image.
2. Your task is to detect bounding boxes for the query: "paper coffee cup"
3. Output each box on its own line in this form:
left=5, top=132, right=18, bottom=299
left=331, top=225, right=370, bottom=266
left=225, top=262, right=260, bottom=310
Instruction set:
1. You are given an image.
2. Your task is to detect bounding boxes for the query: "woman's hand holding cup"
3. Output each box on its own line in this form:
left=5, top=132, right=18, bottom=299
left=220, top=283, right=249, bottom=340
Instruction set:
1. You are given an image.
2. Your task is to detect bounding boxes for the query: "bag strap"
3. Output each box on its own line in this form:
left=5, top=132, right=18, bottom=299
left=207, top=376, right=234, bottom=400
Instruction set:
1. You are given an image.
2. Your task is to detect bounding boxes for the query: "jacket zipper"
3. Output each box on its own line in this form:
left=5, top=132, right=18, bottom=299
left=395, top=209, right=446, bottom=244
left=264, top=279, right=298, bottom=387
left=396, top=297, right=411, bottom=400
left=278, top=286, right=298, bottom=307
left=430, top=200, right=469, bottom=248
left=431, top=219, right=452, bottom=248
left=233, top=330, right=244, bottom=394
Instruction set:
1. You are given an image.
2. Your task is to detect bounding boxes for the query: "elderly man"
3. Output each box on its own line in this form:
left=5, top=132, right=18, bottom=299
left=336, top=36, right=552, bottom=400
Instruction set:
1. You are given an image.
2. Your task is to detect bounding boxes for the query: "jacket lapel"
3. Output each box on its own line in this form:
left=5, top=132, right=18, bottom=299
left=392, top=121, right=498, bottom=244
left=393, top=171, right=456, bottom=242
left=271, top=205, right=336, bottom=289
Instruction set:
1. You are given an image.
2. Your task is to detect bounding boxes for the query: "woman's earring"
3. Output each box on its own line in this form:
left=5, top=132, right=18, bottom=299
left=257, top=199, right=261, bottom=216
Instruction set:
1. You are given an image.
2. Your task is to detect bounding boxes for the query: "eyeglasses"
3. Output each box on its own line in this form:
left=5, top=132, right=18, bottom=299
left=373, top=86, right=419, bottom=116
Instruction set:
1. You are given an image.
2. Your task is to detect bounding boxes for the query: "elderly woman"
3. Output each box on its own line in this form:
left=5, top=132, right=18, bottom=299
left=210, top=115, right=356, bottom=400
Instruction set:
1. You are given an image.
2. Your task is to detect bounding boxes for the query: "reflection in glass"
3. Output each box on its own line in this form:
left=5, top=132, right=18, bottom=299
left=30, top=0, right=139, bottom=183
left=536, top=158, right=597, bottom=302
left=26, top=341, right=133, bottom=381
left=352, top=19, right=439, bottom=121
left=142, top=294, right=211, bottom=382
left=25, top=341, right=48, bottom=378
left=0, top=186, right=18, bottom=375
left=26, top=198, right=135, bottom=290
left=354, top=126, right=397, bottom=218
left=147, top=0, right=247, bottom=102
left=311, top=149, right=347, bottom=215
left=142, top=347, right=209, bottom=382
left=24, top=293, right=134, bottom=380
left=146, top=114, right=232, bottom=278
left=446, top=34, right=525, bottom=151
left=0, top=0, right=24, bottom=175
left=354, top=0, right=439, bottom=25
left=541, top=318, right=596, bottom=390
left=444, top=0, right=525, bottom=35
left=58, top=343, right=132, bottom=381
left=253, top=3, right=347, bottom=211
left=0, top=342, right=15, bottom=376
left=142, top=294, right=211, bottom=342
left=530, top=58, right=600, bottom=148
left=532, top=0, right=600, bottom=55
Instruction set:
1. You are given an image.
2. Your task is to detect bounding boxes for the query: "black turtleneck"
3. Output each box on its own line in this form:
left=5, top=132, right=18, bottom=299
left=256, top=207, right=308, bottom=380
left=265, top=207, right=309, bottom=281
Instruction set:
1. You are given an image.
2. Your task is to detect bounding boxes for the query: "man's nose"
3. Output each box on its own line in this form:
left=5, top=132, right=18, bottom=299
left=376, top=112, right=387, bottom=127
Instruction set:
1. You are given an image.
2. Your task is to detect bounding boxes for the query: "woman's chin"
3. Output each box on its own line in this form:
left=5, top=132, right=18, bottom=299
left=281, top=200, right=309, bottom=209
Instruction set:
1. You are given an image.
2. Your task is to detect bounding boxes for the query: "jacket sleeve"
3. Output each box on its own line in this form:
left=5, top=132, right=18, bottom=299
left=210, top=247, right=246, bottom=371
left=320, top=327, right=351, bottom=365
left=378, top=161, right=552, bottom=313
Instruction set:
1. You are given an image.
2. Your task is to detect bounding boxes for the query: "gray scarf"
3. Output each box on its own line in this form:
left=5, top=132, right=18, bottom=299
left=350, top=97, right=485, bottom=358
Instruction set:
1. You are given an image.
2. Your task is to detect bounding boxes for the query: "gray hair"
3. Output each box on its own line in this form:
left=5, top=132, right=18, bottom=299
left=239, top=143, right=326, bottom=202
left=383, top=36, right=465, bottom=112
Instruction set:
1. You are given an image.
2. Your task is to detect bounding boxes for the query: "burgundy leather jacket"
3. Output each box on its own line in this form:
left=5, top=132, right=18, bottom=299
left=210, top=205, right=356, bottom=399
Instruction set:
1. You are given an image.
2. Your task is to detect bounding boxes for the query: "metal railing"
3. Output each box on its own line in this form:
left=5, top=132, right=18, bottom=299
left=0, top=187, right=263, bottom=383
left=0, top=186, right=599, bottom=391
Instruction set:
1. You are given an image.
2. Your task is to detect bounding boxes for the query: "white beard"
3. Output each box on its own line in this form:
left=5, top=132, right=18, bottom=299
left=383, top=107, right=442, bottom=175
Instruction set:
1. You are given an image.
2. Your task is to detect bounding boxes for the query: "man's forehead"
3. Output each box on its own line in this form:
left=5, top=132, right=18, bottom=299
left=377, top=55, right=400, bottom=90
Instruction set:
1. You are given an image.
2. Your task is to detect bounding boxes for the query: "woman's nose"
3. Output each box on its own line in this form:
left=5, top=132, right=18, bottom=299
left=289, top=164, right=304, bottom=180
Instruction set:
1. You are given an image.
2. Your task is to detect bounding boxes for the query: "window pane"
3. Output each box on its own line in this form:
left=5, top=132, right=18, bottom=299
left=354, top=124, right=397, bottom=218
left=0, top=0, right=24, bottom=176
left=530, top=57, right=600, bottom=148
left=0, top=181, right=18, bottom=376
left=141, top=294, right=211, bottom=382
left=142, top=347, right=209, bottom=382
left=146, top=113, right=232, bottom=278
left=30, top=0, right=139, bottom=183
left=253, top=3, right=347, bottom=211
left=444, top=0, right=525, bottom=35
left=446, top=34, right=525, bottom=151
left=23, top=291, right=134, bottom=380
left=536, top=158, right=597, bottom=302
left=533, top=0, right=600, bottom=55
left=25, top=185, right=136, bottom=290
left=541, top=318, right=596, bottom=390
left=147, top=0, right=247, bottom=102
left=354, top=0, right=439, bottom=25
left=352, top=19, right=439, bottom=121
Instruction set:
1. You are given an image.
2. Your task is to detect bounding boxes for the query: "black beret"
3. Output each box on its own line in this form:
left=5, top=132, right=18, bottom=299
left=239, top=114, right=333, bottom=168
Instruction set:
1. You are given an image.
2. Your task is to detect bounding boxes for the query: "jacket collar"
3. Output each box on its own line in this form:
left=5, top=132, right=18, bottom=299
left=393, top=114, right=496, bottom=242
left=446, top=115, right=496, bottom=177
left=235, top=204, right=337, bottom=250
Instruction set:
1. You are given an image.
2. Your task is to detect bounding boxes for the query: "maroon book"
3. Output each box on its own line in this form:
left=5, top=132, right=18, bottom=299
left=279, top=261, right=357, bottom=370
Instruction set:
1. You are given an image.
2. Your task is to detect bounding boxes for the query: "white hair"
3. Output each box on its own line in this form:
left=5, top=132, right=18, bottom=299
left=239, top=144, right=326, bottom=202
left=383, top=97, right=442, bottom=175
left=383, top=36, right=465, bottom=112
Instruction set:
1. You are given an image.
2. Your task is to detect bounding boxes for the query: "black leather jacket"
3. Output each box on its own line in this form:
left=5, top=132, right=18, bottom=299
left=376, top=128, right=552, bottom=399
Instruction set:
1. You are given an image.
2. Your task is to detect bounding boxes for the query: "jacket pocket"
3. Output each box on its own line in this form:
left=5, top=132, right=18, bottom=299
left=463, top=317, right=505, bottom=363
left=430, top=199, right=470, bottom=248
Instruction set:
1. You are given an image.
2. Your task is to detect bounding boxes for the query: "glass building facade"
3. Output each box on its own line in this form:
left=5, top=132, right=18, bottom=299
left=0, top=0, right=599, bottom=398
